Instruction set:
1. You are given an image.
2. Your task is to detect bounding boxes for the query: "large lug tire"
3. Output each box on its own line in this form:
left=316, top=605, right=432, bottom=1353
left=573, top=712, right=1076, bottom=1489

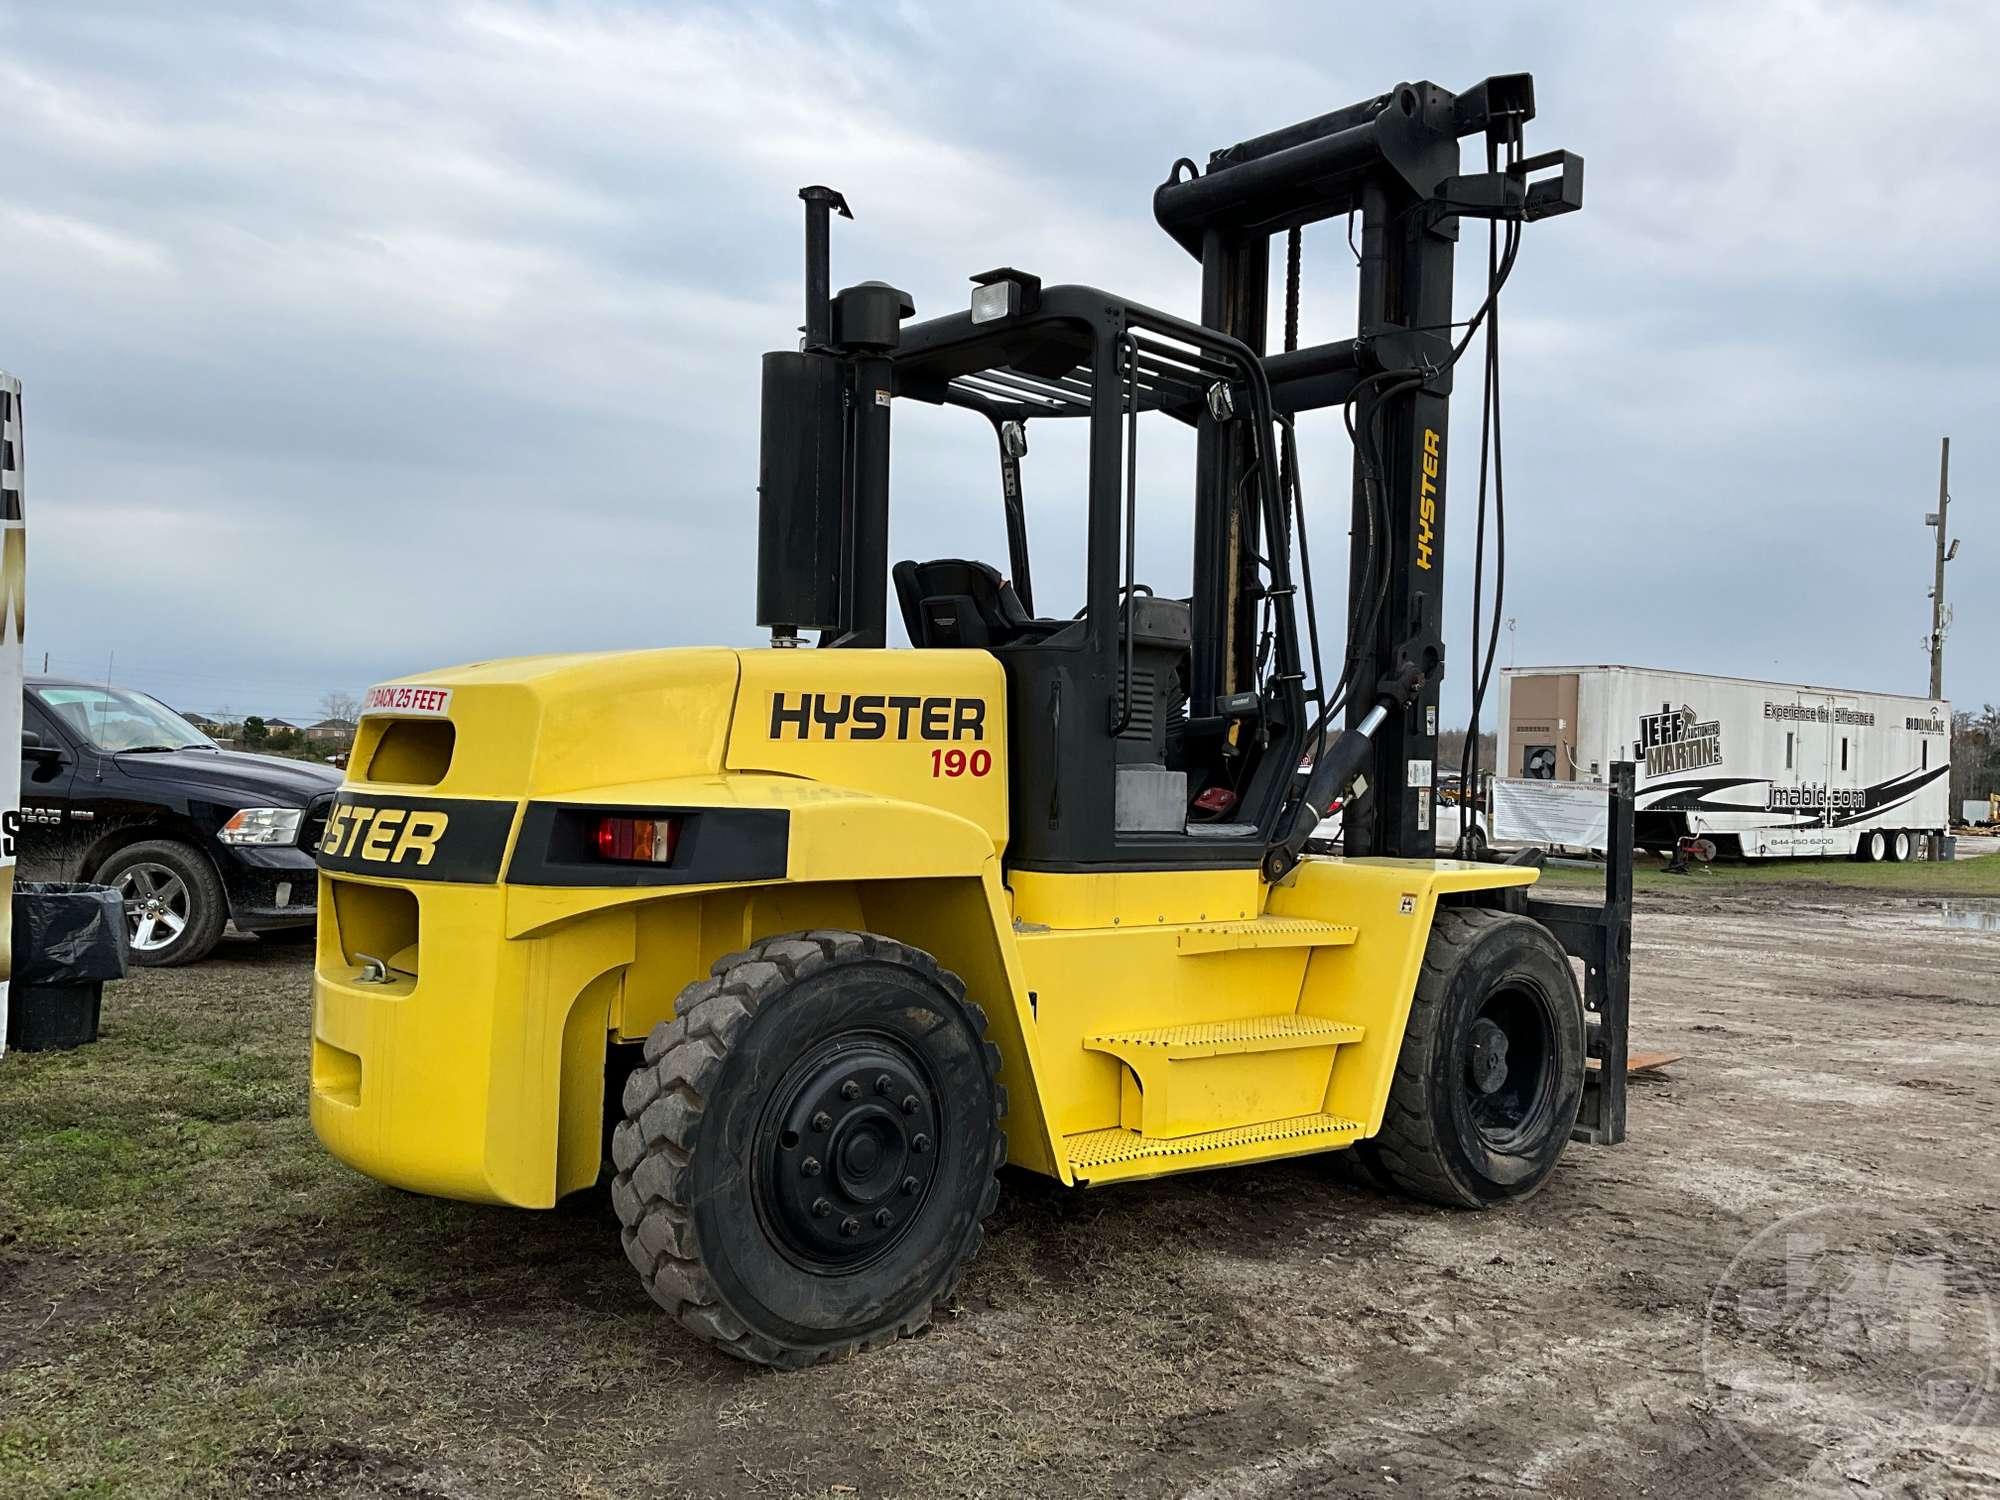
left=97, top=839, right=229, bottom=967
left=1352, top=908, right=1585, bottom=1209
left=610, top=930, right=1006, bottom=1369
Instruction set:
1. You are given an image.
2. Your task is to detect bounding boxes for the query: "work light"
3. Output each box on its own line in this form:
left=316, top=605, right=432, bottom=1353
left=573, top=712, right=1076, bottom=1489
left=968, top=267, right=1041, bottom=325
left=970, top=280, right=1020, bottom=324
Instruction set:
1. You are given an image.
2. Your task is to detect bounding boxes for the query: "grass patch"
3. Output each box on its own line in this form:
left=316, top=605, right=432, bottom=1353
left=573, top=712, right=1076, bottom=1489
left=1532, top=849, right=2000, bottom=899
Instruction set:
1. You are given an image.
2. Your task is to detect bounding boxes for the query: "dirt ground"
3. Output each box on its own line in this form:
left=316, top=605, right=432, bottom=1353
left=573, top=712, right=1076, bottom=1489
left=4, top=877, right=1999, bottom=1499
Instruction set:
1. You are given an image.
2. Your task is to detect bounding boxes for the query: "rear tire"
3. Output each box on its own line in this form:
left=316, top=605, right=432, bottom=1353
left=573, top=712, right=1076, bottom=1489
left=1351, top=908, right=1585, bottom=1208
left=96, top=839, right=228, bottom=967
left=1855, top=829, right=1887, bottom=863
left=1886, top=829, right=1912, bottom=863
left=610, top=930, right=1005, bottom=1368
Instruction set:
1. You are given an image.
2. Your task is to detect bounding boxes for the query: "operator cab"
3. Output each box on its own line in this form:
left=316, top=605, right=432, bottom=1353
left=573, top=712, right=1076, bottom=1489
left=877, top=283, right=1307, bottom=871
left=755, top=196, right=1315, bottom=876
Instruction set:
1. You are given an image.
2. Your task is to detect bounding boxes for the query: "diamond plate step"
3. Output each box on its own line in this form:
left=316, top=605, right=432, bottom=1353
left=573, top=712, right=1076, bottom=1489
left=1064, top=1111, right=1366, bottom=1183
left=1176, top=917, right=1358, bottom=955
left=1085, top=1014, right=1363, bottom=1059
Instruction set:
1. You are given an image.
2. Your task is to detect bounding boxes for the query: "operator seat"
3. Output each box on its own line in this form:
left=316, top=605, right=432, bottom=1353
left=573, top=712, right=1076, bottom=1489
left=893, top=558, right=1060, bottom=649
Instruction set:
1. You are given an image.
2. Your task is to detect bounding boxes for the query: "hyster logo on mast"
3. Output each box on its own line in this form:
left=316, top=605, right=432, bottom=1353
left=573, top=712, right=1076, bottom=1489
left=1634, top=702, right=1724, bottom=778
left=1417, top=429, right=1441, bottom=570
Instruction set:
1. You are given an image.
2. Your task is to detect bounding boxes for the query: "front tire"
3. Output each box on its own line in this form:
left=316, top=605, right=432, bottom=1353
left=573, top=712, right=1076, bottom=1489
left=97, top=839, right=228, bottom=967
left=611, top=930, right=1005, bottom=1368
left=1856, top=829, right=1887, bottom=863
left=1351, top=908, right=1585, bottom=1208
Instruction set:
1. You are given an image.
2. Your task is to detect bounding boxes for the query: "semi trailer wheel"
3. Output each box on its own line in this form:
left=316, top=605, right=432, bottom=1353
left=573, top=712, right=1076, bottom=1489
left=1347, top=908, right=1585, bottom=1208
left=1856, top=830, right=1887, bottom=863
left=611, top=930, right=1005, bottom=1369
left=1886, top=829, right=1912, bottom=863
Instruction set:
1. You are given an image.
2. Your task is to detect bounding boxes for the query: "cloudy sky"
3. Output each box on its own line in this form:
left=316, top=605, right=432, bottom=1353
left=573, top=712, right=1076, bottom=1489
left=4, top=0, right=1993, bottom=726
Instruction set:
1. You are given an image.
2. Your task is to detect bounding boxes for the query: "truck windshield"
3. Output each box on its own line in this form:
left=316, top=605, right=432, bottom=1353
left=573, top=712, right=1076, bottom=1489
left=37, top=686, right=215, bottom=753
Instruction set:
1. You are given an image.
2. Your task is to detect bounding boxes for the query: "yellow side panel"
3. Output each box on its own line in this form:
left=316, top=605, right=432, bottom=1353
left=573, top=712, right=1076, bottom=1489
left=1095, top=1038, right=1347, bottom=1137
left=612, top=882, right=868, bottom=1042
left=1017, top=925, right=1313, bottom=1138
left=857, top=868, right=1062, bottom=1180
left=1008, top=859, right=1540, bottom=1182
left=498, top=775, right=996, bottom=941
left=1270, top=857, right=1540, bottom=1135
left=313, top=880, right=635, bottom=1207
left=1011, top=867, right=1263, bottom=929
left=728, top=649, right=1008, bottom=855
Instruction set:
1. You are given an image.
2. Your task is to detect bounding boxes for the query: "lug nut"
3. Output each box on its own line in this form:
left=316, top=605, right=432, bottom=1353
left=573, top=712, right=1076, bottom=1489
left=812, top=1197, right=832, bottom=1218
left=912, top=1133, right=931, bottom=1155
left=900, top=1094, right=920, bottom=1116
left=811, top=1111, right=832, bottom=1132
left=801, top=1156, right=822, bottom=1177
left=874, top=1073, right=894, bottom=1095
left=840, top=1079, right=861, bottom=1101
left=840, top=1216, right=860, bottom=1237
left=901, top=1175, right=920, bottom=1196
left=874, top=1208, right=894, bottom=1229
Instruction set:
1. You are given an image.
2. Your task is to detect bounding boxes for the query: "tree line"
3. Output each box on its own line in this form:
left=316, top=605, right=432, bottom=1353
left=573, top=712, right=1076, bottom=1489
left=1953, top=706, right=2000, bottom=812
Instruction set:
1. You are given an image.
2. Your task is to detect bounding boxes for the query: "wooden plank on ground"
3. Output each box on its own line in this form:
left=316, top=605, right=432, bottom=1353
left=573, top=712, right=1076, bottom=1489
left=1586, top=1050, right=1683, bottom=1074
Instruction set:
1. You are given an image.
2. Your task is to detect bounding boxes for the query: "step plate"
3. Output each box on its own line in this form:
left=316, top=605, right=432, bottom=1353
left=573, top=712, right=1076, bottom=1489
left=1177, top=917, right=1358, bottom=955
left=1065, top=1111, right=1365, bottom=1179
left=1087, top=1014, right=1363, bottom=1058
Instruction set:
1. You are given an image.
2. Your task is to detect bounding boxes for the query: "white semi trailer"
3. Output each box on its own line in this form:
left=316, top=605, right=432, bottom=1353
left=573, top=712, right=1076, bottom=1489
left=1497, top=665, right=1950, bottom=861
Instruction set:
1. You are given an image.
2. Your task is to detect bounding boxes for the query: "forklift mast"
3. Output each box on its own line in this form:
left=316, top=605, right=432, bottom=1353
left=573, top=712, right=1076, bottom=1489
left=1154, top=75, right=1580, bottom=858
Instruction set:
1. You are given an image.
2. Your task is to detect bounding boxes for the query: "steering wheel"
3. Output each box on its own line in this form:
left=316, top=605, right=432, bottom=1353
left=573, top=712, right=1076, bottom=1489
left=1072, top=583, right=1154, bottom=620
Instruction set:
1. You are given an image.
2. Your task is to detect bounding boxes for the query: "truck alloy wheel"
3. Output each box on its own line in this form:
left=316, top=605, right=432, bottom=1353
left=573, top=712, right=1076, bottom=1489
left=611, top=930, right=1005, bottom=1368
left=97, top=840, right=228, bottom=966
left=114, top=861, right=191, bottom=953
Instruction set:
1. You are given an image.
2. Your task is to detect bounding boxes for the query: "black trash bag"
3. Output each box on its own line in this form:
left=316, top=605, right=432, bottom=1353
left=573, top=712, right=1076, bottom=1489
left=13, top=881, right=131, bottom=985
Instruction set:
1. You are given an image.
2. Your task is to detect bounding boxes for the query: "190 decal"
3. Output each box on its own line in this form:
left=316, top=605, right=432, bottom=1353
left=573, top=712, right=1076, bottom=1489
left=931, top=748, right=992, bottom=778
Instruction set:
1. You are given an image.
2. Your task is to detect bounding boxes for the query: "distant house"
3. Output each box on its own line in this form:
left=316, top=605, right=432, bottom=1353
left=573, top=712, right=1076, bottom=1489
left=180, top=710, right=219, bottom=730
left=263, top=718, right=301, bottom=734
left=306, top=716, right=357, bottom=744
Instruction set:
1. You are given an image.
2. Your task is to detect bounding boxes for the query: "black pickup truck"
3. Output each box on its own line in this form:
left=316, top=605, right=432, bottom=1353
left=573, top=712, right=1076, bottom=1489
left=20, top=677, right=340, bottom=965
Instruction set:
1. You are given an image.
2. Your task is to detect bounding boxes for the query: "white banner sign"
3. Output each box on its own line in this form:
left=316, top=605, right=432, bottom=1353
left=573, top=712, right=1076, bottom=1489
left=1492, top=776, right=1610, bottom=849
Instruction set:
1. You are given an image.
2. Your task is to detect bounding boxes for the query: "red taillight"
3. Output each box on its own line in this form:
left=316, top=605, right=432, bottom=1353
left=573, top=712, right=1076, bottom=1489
left=593, top=816, right=679, bottom=864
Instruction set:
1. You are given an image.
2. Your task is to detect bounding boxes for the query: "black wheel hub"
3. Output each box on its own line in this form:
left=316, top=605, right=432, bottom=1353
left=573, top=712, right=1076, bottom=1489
left=1467, top=1017, right=1510, bottom=1095
left=1460, top=985, right=1555, bottom=1149
left=757, top=1036, right=939, bottom=1271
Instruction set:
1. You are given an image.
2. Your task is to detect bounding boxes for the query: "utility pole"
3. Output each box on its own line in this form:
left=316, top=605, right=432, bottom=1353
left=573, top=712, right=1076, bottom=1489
left=1926, top=436, right=1960, bottom=701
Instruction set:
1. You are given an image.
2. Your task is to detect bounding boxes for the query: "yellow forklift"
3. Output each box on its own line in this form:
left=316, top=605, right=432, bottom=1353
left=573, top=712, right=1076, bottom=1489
left=311, top=74, right=1633, bottom=1368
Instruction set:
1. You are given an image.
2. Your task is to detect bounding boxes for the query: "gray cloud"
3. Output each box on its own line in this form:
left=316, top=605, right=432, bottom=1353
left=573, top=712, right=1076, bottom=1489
left=3, top=0, right=1992, bottom=724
